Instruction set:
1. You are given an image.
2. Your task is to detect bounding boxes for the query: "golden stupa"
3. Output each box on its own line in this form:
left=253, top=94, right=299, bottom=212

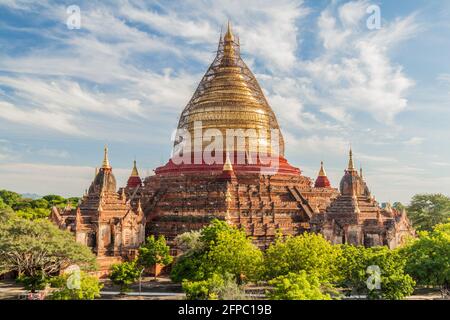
left=175, top=22, right=285, bottom=158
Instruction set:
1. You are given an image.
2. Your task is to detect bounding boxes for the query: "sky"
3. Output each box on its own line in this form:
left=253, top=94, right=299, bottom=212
left=0, top=0, right=449, bottom=203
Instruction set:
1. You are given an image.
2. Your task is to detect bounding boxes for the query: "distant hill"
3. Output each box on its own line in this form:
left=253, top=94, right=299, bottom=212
left=20, top=193, right=42, bottom=200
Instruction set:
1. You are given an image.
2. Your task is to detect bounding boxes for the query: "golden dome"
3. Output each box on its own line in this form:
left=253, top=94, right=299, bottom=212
left=175, top=22, right=285, bottom=159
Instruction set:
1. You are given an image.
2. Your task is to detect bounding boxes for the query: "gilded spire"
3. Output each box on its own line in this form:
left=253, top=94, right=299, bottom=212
left=318, top=161, right=327, bottom=177
left=131, top=160, right=139, bottom=177
left=223, top=20, right=235, bottom=58
left=102, top=146, right=111, bottom=169
left=224, top=20, right=234, bottom=42
left=347, top=148, right=355, bottom=171
left=223, top=153, right=233, bottom=171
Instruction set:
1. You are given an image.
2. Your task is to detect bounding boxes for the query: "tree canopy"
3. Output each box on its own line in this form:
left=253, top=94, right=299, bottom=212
left=50, top=271, right=103, bottom=300
left=0, top=189, right=80, bottom=220
left=264, top=232, right=341, bottom=284
left=171, top=219, right=263, bottom=284
left=401, top=221, right=450, bottom=296
left=109, top=261, right=141, bottom=293
left=267, top=271, right=331, bottom=300
left=0, top=208, right=97, bottom=281
left=137, top=235, right=173, bottom=269
left=407, top=194, right=450, bottom=231
left=337, top=245, right=415, bottom=299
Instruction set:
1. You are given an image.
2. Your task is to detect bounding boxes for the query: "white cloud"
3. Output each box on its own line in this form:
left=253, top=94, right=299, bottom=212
left=302, top=1, right=419, bottom=124
left=286, top=134, right=348, bottom=155
left=403, top=137, right=425, bottom=146
left=0, top=101, right=81, bottom=135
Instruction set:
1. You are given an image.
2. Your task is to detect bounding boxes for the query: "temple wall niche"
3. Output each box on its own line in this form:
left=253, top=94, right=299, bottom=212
left=99, top=224, right=111, bottom=250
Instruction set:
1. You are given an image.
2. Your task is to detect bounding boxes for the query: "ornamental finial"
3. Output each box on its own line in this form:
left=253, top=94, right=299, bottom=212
left=102, top=146, right=111, bottom=169
left=318, top=161, right=327, bottom=177
left=348, top=148, right=355, bottom=171
left=131, top=160, right=139, bottom=177
left=223, top=152, right=233, bottom=171
left=224, top=20, right=234, bottom=42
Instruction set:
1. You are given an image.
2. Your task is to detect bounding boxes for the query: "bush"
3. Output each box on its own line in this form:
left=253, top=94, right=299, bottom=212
left=109, top=261, right=140, bottom=293
left=16, top=272, right=49, bottom=292
left=182, top=273, right=246, bottom=300
left=50, top=272, right=103, bottom=300
left=267, top=271, right=332, bottom=300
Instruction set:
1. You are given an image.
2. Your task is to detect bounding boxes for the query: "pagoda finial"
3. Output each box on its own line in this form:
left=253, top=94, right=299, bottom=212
left=131, top=160, right=139, bottom=177
left=347, top=148, right=355, bottom=171
left=224, top=20, right=234, bottom=42
left=318, top=161, right=327, bottom=177
left=223, top=152, right=233, bottom=171
left=102, top=146, right=111, bottom=169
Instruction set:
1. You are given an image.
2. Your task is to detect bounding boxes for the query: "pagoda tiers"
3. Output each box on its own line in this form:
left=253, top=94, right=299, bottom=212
left=51, top=148, right=146, bottom=273
left=140, top=23, right=339, bottom=248
left=312, top=150, right=414, bottom=248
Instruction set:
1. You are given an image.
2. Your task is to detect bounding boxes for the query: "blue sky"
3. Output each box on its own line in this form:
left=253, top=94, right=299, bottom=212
left=0, top=0, right=449, bottom=203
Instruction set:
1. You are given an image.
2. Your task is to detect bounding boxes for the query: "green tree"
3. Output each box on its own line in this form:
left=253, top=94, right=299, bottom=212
left=175, top=230, right=203, bottom=252
left=392, top=202, right=406, bottom=211
left=16, top=272, right=49, bottom=291
left=137, top=235, right=173, bottom=279
left=171, top=219, right=263, bottom=284
left=267, top=271, right=332, bottom=300
left=264, top=232, right=341, bottom=284
left=109, top=261, right=140, bottom=293
left=337, top=245, right=415, bottom=300
left=30, top=198, right=50, bottom=209
left=0, top=189, right=21, bottom=207
left=16, top=207, right=51, bottom=220
left=170, top=250, right=207, bottom=283
left=401, top=221, right=450, bottom=297
left=407, top=194, right=450, bottom=231
left=42, top=195, right=66, bottom=207
left=0, top=197, right=8, bottom=210
left=0, top=209, right=97, bottom=292
left=182, top=273, right=246, bottom=300
left=50, top=271, right=103, bottom=300
left=203, top=220, right=263, bottom=283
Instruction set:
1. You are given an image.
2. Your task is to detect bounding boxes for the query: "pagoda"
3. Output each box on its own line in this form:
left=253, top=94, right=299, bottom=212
left=51, top=22, right=414, bottom=261
left=312, top=149, right=415, bottom=248
left=51, top=147, right=146, bottom=272
left=139, top=23, right=338, bottom=248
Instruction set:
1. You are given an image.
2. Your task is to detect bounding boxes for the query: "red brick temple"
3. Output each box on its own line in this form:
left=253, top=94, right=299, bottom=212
left=51, top=23, right=414, bottom=268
